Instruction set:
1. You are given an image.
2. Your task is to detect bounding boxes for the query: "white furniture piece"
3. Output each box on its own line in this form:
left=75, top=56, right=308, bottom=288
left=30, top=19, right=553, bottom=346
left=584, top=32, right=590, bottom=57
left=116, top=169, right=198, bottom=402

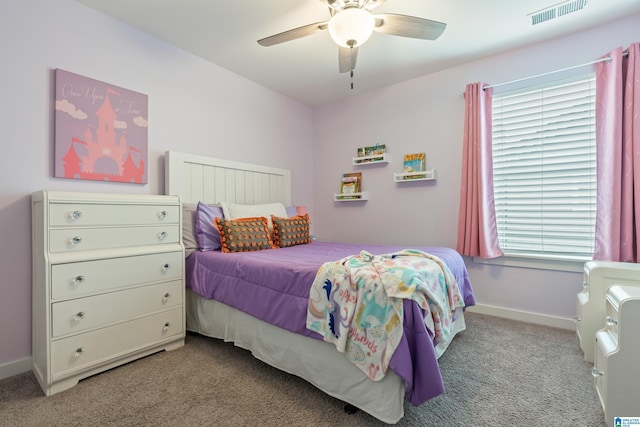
left=393, top=169, right=437, bottom=182
left=575, top=261, right=640, bottom=363
left=31, top=190, right=185, bottom=396
left=333, top=191, right=369, bottom=201
left=352, top=152, right=389, bottom=165
left=592, top=285, right=640, bottom=427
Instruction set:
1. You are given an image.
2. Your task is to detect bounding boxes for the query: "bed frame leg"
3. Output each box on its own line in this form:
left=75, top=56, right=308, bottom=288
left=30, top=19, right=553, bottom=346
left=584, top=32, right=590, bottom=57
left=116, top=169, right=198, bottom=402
left=344, top=403, right=359, bottom=415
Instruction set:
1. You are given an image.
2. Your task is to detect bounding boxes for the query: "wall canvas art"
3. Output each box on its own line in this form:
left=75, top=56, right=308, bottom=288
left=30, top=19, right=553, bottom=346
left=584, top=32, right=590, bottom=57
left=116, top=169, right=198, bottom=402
left=54, top=69, right=148, bottom=183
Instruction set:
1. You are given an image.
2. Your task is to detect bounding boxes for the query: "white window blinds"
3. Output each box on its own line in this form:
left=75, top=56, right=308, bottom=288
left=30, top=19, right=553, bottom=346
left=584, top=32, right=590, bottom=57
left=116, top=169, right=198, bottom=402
left=491, top=76, right=596, bottom=260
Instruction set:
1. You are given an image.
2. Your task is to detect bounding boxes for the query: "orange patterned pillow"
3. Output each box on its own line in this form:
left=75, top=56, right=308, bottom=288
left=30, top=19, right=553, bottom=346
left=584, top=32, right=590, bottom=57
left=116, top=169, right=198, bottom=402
left=214, top=216, right=274, bottom=253
left=271, top=214, right=311, bottom=248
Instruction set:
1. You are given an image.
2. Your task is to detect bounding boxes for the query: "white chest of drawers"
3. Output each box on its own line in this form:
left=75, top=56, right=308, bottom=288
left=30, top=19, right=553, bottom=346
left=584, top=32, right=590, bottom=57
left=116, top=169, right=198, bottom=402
left=575, top=261, right=640, bottom=363
left=593, top=285, right=640, bottom=427
left=31, top=190, right=185, bottom=396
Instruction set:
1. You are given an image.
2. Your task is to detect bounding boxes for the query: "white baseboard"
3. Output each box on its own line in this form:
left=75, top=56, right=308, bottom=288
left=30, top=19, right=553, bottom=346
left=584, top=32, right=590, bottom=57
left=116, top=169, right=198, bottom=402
left=467, top=304, right=576, bottom=330
left=0, top=356, right=31, bottom=381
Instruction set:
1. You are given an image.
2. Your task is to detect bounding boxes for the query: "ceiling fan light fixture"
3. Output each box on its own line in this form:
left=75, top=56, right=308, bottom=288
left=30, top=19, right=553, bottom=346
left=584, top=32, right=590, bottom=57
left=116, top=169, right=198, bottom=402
left=328, top=8, right=375, bottom=48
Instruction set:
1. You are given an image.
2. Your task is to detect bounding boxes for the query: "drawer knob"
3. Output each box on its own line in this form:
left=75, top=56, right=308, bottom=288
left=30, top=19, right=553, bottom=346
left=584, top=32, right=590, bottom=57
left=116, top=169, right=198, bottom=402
left=69, top=210, right=83, bottom=220
left=162, top=292, right=171, bottom=303
left=70, top=236, right=83, bottom=245
left=606, top=316, right=618, bottom=326
left=74, top=347, right=85, bottom=357
left=158, top=231, right=168, bottom=240
left=162, top=263, right=170, bottom=272
left=591, top=367, right=604, bottom=377
left=572, top=316, right=581, bottom=323
left=73, top=311, right=86, bottom=322
left=72, top=275, right=85, bottom=285
left=163, top=322, right=171, bottom=332
left=158, top=210, right=168, bottom=220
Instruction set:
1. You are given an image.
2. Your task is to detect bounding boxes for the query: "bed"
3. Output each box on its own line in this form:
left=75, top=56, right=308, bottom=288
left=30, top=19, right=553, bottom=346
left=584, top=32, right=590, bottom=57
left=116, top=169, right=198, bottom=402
left=165, top=151, right=475, bottom=424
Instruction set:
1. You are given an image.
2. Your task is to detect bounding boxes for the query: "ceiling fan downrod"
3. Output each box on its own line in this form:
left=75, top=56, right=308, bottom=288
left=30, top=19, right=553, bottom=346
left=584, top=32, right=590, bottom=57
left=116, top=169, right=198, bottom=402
left=348, top=41, right=356, bottom=90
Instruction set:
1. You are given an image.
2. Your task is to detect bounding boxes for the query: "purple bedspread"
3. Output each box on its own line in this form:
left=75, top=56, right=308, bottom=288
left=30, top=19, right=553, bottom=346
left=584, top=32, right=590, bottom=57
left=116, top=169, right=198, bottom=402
left=186, top=240, right=475, bottom=405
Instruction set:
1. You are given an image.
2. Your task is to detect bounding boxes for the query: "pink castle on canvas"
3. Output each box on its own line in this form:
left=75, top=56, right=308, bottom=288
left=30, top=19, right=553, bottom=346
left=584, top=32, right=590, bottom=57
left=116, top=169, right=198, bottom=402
left=62, top=88, right=145, bottom=183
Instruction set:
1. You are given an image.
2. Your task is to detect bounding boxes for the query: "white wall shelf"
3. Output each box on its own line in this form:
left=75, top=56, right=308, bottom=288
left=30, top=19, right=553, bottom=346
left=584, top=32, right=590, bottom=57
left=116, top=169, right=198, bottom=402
left=394, top=169, right=437, bottom=182
left=334, top=191, right=369, bottom=202
left=352, top=153, right=389, bottom=166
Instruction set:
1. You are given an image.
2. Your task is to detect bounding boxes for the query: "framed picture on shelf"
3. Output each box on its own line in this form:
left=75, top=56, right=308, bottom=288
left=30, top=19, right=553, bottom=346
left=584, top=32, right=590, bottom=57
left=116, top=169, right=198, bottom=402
left=338, top=172, right=362, bottom=199
left=402, top=153, right=426, bottom=179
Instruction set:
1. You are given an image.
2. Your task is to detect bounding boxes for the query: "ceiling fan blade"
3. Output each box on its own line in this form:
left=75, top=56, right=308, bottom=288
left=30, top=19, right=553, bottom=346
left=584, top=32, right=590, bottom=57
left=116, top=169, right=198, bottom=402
left=373, top=13, right=446, bottom=40
left=257, top=21, right=328, bottom=47
left=338, top=46, right=358, bottom=73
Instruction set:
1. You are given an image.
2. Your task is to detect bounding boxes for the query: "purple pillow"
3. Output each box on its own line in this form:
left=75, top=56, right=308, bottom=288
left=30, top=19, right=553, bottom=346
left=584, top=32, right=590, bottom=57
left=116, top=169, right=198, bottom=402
left=195, top=202, right=224, bottom=251
left=285, top=206, right=298, bottom=217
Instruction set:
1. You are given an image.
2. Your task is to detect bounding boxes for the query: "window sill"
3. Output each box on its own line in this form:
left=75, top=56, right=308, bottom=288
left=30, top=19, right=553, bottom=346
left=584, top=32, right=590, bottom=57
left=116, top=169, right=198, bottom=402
left=472, top=254, right=586, bottom=273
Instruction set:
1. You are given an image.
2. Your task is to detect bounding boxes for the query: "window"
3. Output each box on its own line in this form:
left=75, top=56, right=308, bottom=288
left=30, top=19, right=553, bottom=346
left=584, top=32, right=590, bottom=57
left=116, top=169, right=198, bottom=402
left=491, top=76, right=596, bottom=261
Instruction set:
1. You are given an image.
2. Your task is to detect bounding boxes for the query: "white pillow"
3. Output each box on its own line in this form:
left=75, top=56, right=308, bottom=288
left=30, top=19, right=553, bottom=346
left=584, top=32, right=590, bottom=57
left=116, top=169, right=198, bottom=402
left=182, top=202, right=198, bottom=257
left=219, top=201, right=287, bottom=229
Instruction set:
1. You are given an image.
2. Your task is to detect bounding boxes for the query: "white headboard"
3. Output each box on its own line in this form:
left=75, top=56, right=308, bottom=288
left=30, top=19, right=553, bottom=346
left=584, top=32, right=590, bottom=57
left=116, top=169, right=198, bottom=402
left=165, top=151, right=291, bottom=205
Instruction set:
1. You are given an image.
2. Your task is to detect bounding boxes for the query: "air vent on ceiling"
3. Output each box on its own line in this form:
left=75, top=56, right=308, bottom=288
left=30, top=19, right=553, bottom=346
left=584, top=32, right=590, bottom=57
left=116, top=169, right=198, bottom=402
left=528, top=0, right=588, bottom=25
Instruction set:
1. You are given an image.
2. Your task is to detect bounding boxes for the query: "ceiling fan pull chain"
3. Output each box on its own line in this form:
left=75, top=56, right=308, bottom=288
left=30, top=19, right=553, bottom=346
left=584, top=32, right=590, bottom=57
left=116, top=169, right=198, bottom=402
left=350, top=70, right=354, bottom=90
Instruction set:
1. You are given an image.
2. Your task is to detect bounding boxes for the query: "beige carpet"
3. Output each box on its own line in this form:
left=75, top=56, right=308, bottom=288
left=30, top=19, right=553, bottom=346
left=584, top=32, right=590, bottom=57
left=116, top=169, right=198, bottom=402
left=0, top=312, right=606, bottom=426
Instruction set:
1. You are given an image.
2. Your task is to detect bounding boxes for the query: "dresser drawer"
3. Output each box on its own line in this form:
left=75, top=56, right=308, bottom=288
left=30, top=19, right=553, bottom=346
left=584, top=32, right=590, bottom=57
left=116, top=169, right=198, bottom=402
left=593, top=330, right=612, bottom=411
left=51, top=307, right=183, bottom=379
left=49, top=225, right=179, bottom=253
left=604, top=298, right=619, bottom=340
left=52, top=280, right=183, bottom=337
left=51, top=250, right=183, bottom=300
left=575, top=261, right=640, bottom=363
left=49, top=203, right=179, bottom=227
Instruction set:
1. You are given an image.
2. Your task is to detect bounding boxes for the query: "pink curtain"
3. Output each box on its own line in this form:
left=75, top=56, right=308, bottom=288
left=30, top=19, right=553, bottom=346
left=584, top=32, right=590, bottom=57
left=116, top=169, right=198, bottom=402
left=594, top=43, right=640, bottom=262
left=456, top=83, right=503, bottom=258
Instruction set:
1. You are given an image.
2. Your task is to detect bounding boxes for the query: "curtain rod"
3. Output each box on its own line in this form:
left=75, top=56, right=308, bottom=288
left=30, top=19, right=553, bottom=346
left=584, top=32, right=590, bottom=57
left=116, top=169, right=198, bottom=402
left=483, top=51, right=629, bottom=90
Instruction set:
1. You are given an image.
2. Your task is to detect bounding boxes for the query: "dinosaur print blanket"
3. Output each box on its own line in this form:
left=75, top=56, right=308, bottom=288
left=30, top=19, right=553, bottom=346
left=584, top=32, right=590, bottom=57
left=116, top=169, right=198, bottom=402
left=306, top=249, right=464, bottom=381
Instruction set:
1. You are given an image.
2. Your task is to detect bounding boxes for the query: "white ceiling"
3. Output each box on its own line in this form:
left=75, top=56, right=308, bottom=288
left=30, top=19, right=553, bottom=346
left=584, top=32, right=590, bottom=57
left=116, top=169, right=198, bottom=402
left=74, top=0, right=640, bottom=106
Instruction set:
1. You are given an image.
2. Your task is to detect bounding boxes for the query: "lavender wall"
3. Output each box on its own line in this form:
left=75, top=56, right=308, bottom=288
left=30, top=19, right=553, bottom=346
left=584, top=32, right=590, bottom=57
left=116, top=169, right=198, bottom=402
left=2, top=0, right=638, bottom=378
left=311, top=13, right=640, bottom=324
left=0, top=0, right=314, bottom=374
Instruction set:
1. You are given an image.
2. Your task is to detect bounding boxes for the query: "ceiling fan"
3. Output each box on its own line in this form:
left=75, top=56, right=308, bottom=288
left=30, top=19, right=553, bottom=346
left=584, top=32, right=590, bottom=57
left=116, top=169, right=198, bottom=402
left=257, top=0, right=446, bottom=83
